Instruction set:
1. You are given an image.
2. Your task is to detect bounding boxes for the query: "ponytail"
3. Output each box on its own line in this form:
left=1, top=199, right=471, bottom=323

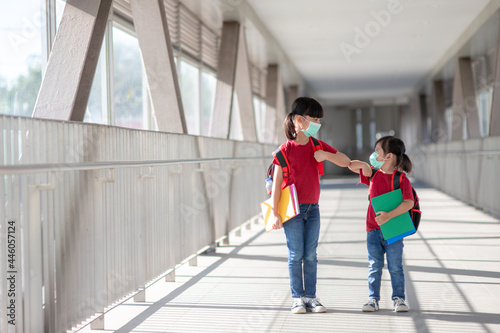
left=376, top=136, right=413, bottom=174
left=396, top=153, right=412, bottom=174
left=284, top=113, right=296, bottom=141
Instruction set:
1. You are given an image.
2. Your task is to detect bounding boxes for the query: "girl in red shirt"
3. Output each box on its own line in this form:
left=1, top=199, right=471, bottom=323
left=349, top=136, right=414, bottom=313
left=270, top=97, right=352, bottom=314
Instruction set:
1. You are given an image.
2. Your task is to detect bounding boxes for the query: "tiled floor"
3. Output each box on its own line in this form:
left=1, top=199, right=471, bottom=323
left=78, top=178, right=500, bottom=333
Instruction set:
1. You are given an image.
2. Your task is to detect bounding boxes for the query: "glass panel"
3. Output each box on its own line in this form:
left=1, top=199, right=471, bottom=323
left=0, top=0, right=42, bottom=116
left=113, top=26, right=146, bottom=129
left=201, top=70, right=216, bottom=136
left=84, top=41, right=107, bottom=125
left=229, top=91, right=243, bottom=141
left=180, top=59, right=200, bottom=135
left=477, top=87, right=492, bottom=137
left=253, top=95, right=266, bottom=142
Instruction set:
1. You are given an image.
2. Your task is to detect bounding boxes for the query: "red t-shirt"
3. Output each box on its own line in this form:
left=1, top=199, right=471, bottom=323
left=360, top=169, right=414, bottom=231
left=273, top=139, right=338, bottom=204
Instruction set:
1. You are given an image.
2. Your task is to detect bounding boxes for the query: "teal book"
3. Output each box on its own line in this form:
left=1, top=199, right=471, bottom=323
left=370, top=189, right=415, bottom=244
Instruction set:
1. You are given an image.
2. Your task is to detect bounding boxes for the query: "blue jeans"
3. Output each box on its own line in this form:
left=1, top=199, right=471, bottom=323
left=366, top=229, right=405, bottom=300
left=283, top=203, right=320, bottom=298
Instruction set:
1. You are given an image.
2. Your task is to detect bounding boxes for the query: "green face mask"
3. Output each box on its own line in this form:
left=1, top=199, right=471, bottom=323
left=301, top=116, right=321, bottom=137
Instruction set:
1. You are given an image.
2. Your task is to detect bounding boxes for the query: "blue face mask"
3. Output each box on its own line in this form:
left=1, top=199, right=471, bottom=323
left=369, top=152, right=386, bottom=169
left=301, top=116, right=321, bottom=137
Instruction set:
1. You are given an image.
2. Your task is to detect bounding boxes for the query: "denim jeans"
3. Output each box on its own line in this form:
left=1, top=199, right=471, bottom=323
left=366, top=228, right=405, bottom=300
left=283, top=203, right=320, bottom=298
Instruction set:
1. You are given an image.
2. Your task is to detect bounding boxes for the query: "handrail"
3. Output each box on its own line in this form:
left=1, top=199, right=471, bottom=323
left=0, top=156, right=269, bottom=174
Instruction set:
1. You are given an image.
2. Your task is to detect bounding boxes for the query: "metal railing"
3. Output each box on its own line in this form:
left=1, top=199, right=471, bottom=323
left=412, top=136, right=500, bottom=217
left=0, top=116, right=275, bottom=332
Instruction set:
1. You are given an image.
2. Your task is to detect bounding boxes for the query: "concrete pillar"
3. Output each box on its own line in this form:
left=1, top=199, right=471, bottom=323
left=233, top=25, right=257, bottom=141
left=451, top=57, right=481, bottom=140
left=286, top=85, right=299, bottom=114
left=265, top=64, right=286, bottom=144
left=130, top=0, right=187, bottom=133
left=33, top=0, right=112, bottom=121
left=489, top=23, right=500, bottom=136
left=211, top=22, right=257, bottom=141
left=431, top=80, right=447, bottom=142
left=419, top=94, right=430, bottom=143
left=211, top=22, right=238, bottom=139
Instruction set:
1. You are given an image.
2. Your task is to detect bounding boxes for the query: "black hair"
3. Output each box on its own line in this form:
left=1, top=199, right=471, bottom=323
left=284, top=97, right=324, bottom=140
left=376, top=136, right=412, bottom=173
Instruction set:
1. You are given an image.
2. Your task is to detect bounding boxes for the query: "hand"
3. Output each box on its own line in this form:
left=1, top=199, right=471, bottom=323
left=361, top=165, right=372, bottom=177
left=314, top=150, right=327, bottom=162
left=272, top=214, right=283, bottom=230
left=375, top=211, right=390, bottom=225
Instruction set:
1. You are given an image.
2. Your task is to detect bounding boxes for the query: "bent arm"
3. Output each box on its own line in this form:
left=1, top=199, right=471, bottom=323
left=348, top=160, right=372, bottom=176
left=315, top=150, right=351, bottom=167
left=375, top=199, right=414, bottom=225
left=270, top=165, right=283, bottom=229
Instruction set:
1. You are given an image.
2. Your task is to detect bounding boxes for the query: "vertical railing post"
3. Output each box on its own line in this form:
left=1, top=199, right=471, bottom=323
left=91, top=169, right=114, bottom=330
left=27, top=174, right=55, bottom=333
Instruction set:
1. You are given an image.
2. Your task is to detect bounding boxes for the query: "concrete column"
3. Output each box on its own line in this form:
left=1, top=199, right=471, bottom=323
left=233, top=26, right=257, bottom=141
left=33, top=0, right=112, bottom=121
left=408, top=94, right=422, bottom=146
left=431, top=80, right=447, bottom=142
left=265, top=65, right=287, bottom=143
left=286, top=85, right=299, bottom=114
left=419, top=94, right=430, bottom=143
left=211, top=22, right=256, bottom=141
left=489, top=23, right=500, bottom=136
left=264, top=65, right=278, bottom=143
left=211, top=22, right=239, bottom=138
left=130, top=0, right=187, bottom=133
left=451, top=57, right=481, bottom=140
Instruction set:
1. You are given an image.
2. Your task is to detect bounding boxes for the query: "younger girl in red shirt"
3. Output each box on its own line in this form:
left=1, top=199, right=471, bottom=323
left=349, top=136, right=414, bottom=313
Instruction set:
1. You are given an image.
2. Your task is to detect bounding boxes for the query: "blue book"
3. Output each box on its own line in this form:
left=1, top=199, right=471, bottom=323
left=370, top=189, right=415, bottom=244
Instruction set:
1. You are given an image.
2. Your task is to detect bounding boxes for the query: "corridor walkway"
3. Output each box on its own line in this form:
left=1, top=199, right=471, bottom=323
left=78, top=178, right=500, bottom=333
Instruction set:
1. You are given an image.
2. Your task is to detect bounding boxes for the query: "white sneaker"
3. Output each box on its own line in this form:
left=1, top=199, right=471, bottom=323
left=291, top=297, right=306, bottom=314
left=304, top=298, right=326, bottom=313
left=362, top=298, right=379, bottom=312
left=393, top=297, right=409, bottom=312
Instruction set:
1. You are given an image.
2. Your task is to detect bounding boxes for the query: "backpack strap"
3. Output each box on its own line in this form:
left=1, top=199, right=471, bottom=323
left=392, top=170, right=403, bottom=191
left=272, top=147, right=290, bottom=190
left=309, top=137, right=324, bottom=176
left=368, top=168, right=381, bottom=200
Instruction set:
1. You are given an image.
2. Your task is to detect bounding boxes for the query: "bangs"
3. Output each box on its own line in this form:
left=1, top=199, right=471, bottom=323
left=303, top=98, right=324, bottom=118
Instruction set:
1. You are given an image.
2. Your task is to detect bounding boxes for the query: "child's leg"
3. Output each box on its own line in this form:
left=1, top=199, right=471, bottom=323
left=386, top=239, right=405, bottom=299
left=302, top=204, right=320, bottom=299
left=367, top=229, right=385, bottom=300
left=283, top=205, right=307, bottom=298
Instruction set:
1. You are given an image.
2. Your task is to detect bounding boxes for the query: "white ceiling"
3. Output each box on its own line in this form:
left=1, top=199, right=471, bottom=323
left=239, top=0, right=495, bottom=106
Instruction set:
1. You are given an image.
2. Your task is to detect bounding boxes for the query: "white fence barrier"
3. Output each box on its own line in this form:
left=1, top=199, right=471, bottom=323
left=412, top=136, right=500, bottom=217
left=0, top=116, right=275, bottom=332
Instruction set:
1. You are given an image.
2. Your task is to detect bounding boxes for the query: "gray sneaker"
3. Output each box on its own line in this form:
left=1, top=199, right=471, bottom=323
left=362, top=298, right=379, bottom=312
left=304, top=298, right=326, bottom=313
left=393, top=297, right=409, bottom=312
left=291, top=297, right=306, bottom=314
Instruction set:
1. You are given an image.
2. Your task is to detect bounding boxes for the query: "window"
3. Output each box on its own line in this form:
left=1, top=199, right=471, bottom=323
left=113, top=25, right=147, bottom=129
left=356, top=108, right=363, bottom=152
left=0, top=0, right=42, bottom=117
left=179, top=59, right=201, bottom=135
left=253, top=95, right=267, bottom=142
left=477, top=87, right=492, bottom=137
left=201, top=70, right=216, bottom=136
